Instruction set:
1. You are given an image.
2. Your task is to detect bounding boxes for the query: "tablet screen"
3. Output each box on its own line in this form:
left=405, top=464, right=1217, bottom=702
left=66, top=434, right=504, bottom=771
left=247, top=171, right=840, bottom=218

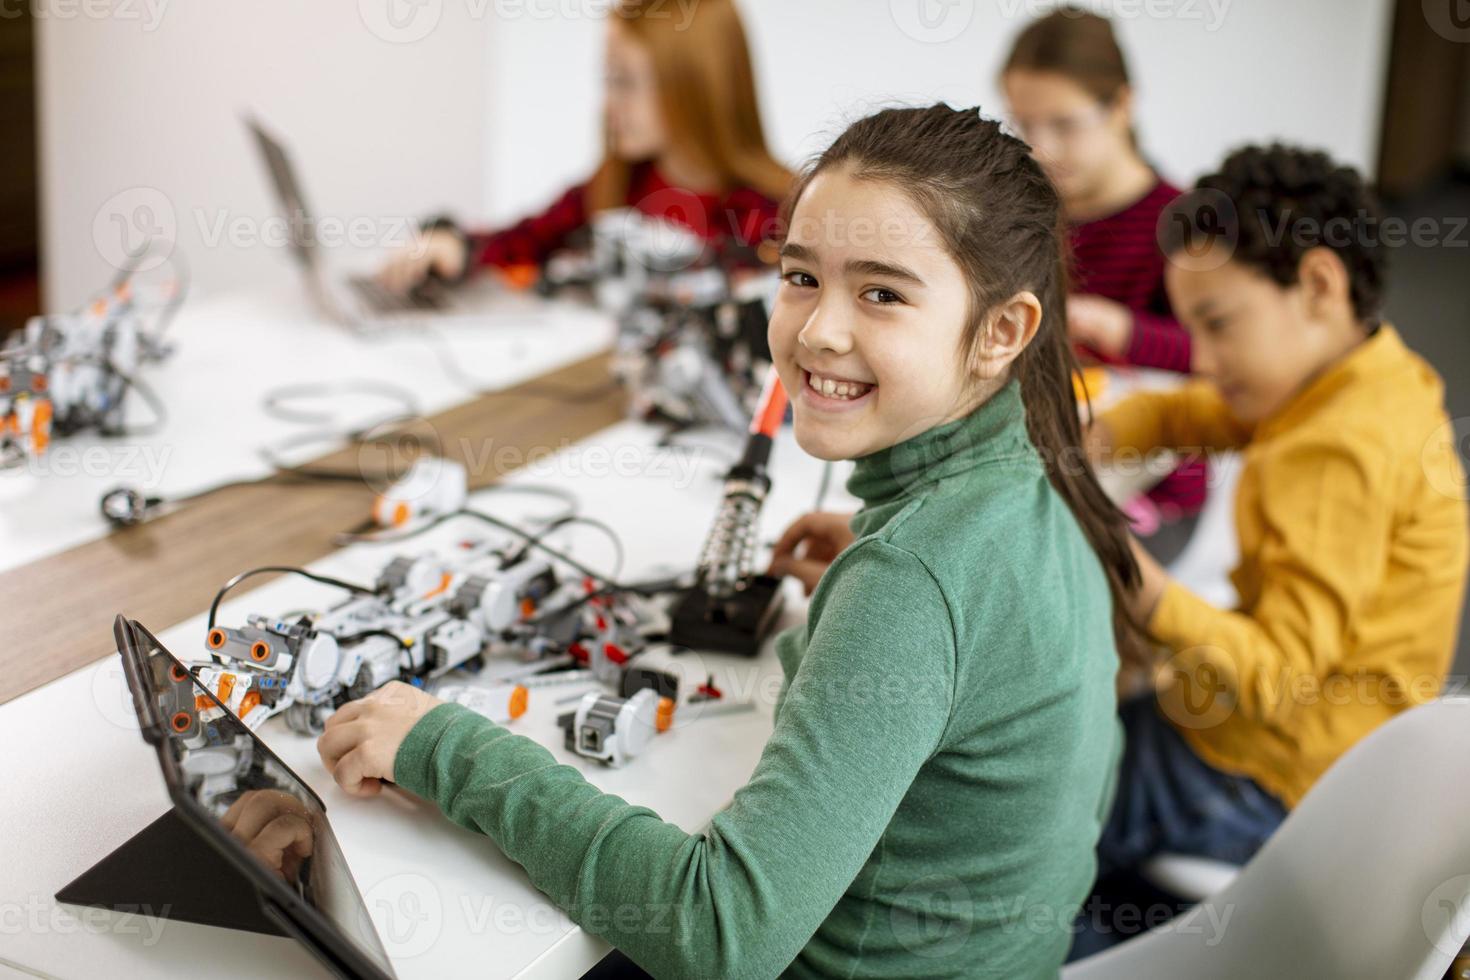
left=119, top=618, right=395, bottom=977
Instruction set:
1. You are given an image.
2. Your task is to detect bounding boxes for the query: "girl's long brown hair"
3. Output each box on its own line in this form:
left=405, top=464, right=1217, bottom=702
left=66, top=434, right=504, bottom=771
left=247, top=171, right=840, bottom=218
left=586, top=0, right=792, bottom=213
left=783, top=104, right=1148, bottom=667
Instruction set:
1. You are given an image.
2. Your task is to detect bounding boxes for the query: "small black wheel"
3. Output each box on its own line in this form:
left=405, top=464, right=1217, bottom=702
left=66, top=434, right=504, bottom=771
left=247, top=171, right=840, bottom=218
left=285, top=702, right=322, bottom=736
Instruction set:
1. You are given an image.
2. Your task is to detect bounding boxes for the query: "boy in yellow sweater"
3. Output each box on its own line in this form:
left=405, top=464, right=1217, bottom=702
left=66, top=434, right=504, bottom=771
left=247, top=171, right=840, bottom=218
left=1075, top=144, right=1468, bottom=955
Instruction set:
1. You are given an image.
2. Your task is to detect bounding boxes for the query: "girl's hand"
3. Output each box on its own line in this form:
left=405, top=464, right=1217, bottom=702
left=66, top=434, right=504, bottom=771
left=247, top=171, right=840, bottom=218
left=767, top=511, right=856, bottom=597
left=1067, top=294, right=1134, bottom=360
left=316, top=681, right=444, bottom=797
left=376, top=227, right=468, bottom=295
left=221, top=789, right=314, bottom=883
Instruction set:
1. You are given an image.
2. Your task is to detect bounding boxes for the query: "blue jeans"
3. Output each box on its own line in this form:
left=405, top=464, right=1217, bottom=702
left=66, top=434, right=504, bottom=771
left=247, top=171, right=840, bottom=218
left=1068, top=695, right=1289, bottom=960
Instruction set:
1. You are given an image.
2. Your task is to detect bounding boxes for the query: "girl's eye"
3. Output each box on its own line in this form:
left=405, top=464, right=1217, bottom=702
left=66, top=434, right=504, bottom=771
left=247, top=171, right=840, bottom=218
left=860, top=286, right=904, bottom=305
left=782, top=270, right=817, bottom=289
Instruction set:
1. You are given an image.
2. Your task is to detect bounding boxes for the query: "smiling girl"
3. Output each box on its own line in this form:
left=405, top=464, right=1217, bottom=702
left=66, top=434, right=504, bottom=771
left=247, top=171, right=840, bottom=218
left=319, top=104, right=1143, bottom=978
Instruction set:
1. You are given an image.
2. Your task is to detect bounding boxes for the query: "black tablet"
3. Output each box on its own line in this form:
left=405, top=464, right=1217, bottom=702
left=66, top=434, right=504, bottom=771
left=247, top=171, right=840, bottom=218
left=114, top=615, right=397, bottom=979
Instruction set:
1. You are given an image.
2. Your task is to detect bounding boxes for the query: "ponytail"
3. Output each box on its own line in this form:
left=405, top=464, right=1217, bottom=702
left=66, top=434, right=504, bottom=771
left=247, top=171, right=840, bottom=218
left=782, top=103, right=1150, bottom=669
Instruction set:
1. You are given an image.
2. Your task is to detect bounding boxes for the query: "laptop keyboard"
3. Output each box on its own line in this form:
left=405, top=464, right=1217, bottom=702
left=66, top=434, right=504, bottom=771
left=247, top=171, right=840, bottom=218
left=348, top=275, right=450, bottom=313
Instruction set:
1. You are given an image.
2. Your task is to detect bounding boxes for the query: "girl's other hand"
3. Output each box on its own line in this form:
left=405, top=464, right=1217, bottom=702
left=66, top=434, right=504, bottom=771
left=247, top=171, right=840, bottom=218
left=316, top=681, right=444, bottom=797
left=767, top=511, right=856, bottom=597
left=1067, top=293, right=1133, bottom=360
left=376, top=227, right=468, bottom=295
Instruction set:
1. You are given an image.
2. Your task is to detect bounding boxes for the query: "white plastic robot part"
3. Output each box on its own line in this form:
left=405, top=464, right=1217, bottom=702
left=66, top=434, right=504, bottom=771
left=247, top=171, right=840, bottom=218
left=372, top=457, right=468, bottom=528
left=435, top=683, right=529, bottom=724
left=570, top=688, right=670, bottom=767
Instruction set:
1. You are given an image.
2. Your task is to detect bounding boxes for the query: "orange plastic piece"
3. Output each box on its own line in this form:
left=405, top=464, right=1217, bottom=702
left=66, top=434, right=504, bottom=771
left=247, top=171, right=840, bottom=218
left=421, top=572, right=453, bottom=600
left=749, top=367, right=788, bottom=438
left=169, top=663, right=189, bottom=683
left=30, top=399, right=52, bottom=454
left=207, top=628, right=226, bottom=649
left=507, top=685, right=529, bottom=720
left=171, top=711, right=191, bottom=732
left=250, top=641, right=270, bottom=662
left=239, top=691, right=261, bottom=717
left=655, top=697, right=675, bottom=733
left=520, top=597, right=536, bottom=619
left=217, top=674, right=236, bottom=703
left=194, top=694, right=212, bottom=711
left=499, top=263, right=539, bottom=291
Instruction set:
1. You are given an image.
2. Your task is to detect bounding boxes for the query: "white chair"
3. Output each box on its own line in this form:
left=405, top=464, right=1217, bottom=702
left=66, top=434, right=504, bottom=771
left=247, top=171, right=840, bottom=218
left=1064, top=698, right=1470, bottom=980
left=1141, top=853, right=1240, bottom=902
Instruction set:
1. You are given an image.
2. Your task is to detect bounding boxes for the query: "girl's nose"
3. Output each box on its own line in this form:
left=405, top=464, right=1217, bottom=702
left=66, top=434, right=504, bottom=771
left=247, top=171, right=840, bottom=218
left=798, top=302, right=853, bottom=355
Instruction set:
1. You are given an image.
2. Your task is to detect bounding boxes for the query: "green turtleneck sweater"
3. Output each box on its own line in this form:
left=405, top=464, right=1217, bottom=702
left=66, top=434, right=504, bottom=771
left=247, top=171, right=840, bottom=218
left=395, top=381, right=1122, bottom=978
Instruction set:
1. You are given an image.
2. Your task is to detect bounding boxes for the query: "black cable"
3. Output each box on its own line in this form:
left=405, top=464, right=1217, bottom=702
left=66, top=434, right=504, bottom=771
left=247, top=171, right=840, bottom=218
left=101, top=363, right=169, bottom=438
left=334, top=627, right=411, bottom=649
left=206, top=566, right=376, bottom=631
left=506, top=513, right=627, bottom=580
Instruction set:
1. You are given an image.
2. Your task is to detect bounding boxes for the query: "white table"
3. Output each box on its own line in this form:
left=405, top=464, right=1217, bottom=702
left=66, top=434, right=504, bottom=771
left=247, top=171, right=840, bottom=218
left=0, top=282, right=1238, bottom=978
left=0, top=405, right=858, bottom=979
left=0, top=276, right=616, bottom=574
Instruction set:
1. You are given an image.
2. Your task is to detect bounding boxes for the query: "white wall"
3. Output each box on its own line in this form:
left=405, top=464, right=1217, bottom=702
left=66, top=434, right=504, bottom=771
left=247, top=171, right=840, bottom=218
left=480, top=0, right=1395, bottom=225
left=38, top=0, right=1394, bottom=308
left=37, top=0, right=490, bottom=311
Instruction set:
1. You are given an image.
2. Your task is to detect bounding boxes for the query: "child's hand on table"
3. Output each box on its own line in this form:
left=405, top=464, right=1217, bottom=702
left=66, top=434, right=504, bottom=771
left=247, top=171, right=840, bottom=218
left=317, top=681, right=445, bottom=798
left=768, top=511, right=856, bottom=596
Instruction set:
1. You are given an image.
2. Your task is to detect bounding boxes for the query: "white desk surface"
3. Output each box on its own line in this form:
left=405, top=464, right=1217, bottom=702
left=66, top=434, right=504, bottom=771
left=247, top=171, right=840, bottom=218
left=0, top=407, right=860, bottom=980
left=0, top=277, right=616, bottom=575
left=0, top=283, right=1236, bottom=979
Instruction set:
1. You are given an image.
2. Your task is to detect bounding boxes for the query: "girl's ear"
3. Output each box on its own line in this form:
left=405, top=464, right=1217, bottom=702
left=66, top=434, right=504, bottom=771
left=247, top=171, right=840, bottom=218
left=970, top=290, right=1043, bottom=381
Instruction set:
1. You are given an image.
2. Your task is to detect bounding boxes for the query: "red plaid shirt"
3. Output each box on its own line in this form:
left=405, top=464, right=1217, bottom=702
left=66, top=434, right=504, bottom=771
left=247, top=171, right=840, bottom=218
left=468, top=160, right=782, bottom=269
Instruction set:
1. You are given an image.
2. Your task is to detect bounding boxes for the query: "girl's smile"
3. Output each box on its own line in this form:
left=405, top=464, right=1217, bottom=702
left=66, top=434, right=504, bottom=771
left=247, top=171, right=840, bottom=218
left=799, top=367, right=877, bottom=412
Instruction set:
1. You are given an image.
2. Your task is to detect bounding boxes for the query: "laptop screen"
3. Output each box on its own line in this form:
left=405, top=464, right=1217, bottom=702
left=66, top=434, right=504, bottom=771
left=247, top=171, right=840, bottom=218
left=118, top=618, right=395, bottom=977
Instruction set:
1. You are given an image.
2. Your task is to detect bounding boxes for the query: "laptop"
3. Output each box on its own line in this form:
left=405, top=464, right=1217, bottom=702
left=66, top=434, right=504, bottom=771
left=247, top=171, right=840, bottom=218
left=101, top=616, right=397, bottom=979
left=246, top=115, right=509, bottom=333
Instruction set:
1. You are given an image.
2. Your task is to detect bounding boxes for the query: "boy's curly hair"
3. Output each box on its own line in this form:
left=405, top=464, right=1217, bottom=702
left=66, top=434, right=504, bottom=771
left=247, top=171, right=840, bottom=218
left=1161, top=144, right=1389, bottom=326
